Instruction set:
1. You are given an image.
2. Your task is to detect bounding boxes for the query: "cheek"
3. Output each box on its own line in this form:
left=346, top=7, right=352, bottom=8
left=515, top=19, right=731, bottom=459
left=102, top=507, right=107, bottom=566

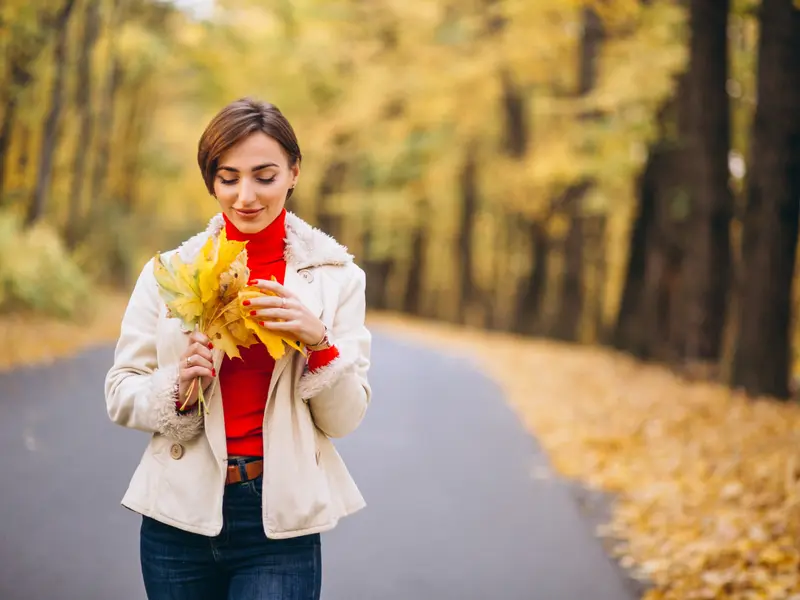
left=213, top=184, right=235, bottom=205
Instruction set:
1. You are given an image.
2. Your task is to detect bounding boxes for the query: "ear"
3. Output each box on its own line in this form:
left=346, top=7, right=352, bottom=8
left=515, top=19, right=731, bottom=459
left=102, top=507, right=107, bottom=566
left=290, top=162, right=300, bottom=187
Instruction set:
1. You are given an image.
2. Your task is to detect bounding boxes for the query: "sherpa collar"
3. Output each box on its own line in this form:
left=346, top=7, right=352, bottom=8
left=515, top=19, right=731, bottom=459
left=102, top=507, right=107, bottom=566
left=176, top=211, right=353, bottom=269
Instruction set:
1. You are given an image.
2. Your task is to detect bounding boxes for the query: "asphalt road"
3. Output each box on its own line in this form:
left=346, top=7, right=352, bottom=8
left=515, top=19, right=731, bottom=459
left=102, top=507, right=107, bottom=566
left=0, top=332, right=636, bottom=600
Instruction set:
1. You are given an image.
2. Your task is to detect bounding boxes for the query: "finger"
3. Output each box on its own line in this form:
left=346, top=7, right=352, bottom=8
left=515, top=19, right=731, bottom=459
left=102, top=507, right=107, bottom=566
left=187, top=342, right=213, bottom=361
left=251, top=308, right=294, bottom=321
left=253, top=279, right=296, bottom=299
left=189, top=331, right=211, bottom=346
left=261, top=319, right=298, bottom=332
left=181, top=355, right=214, bottom=375
left=245, top=295, right=285, bottom=309
left=180, top=365, right=215, bottom=382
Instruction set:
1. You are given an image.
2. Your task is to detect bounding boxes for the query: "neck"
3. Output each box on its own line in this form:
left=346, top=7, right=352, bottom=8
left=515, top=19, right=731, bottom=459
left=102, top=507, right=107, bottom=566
left=223, top=208, right=286, bottom=262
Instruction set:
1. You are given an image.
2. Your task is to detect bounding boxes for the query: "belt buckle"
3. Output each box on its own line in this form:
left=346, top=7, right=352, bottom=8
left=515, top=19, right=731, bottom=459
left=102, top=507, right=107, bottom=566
left=226, top=459, right=261, bottom=485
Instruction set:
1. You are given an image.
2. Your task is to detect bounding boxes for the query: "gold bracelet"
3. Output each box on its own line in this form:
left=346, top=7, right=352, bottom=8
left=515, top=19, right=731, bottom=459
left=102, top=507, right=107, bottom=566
left=307, top=325, right=331, bottom=351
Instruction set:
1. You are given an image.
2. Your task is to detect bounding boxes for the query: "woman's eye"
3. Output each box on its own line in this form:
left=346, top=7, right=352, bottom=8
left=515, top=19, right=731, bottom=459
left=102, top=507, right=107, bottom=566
left=257, top=176, right=277, bottom=184
left=219, top=178, right=237, bottom=185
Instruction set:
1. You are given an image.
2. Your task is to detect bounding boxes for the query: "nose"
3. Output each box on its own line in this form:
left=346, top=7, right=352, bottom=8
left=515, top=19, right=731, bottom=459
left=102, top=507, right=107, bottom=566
left=236, top=179, right=256, bottom=206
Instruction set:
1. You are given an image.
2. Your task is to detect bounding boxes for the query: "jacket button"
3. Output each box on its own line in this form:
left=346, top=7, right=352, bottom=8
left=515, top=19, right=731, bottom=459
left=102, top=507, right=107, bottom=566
left=170, top=443, right=184, bottom=460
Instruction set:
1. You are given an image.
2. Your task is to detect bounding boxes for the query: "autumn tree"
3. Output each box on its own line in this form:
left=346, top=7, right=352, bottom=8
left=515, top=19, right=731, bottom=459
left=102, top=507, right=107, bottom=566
left=26, top=0, right=78, bottom=226
left=731, top=0, right=800, bottom=399
left=66, top=0, right=101, bottom=248
left=671, top=0, right=734, bottom=365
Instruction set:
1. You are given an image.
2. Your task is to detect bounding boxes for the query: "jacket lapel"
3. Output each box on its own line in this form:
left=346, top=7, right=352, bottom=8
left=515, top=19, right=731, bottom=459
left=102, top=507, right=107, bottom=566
left=283, top=264, right=323, bottom=318
left=269, top=264, right=324, bottom=391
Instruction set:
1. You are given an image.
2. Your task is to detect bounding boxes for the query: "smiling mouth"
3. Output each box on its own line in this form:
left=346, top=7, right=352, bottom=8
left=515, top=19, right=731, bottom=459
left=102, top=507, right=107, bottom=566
left=235, top=208, right=264, bottom=216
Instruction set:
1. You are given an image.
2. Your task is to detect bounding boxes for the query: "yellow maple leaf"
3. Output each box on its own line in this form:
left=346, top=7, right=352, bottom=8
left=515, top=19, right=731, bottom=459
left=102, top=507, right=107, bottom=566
left=206, top=317, right=247, bottom=360
left=243, top=317, right=288, bottom=360
left=227, top=315, right=258, bottom=348
left=153, top=252, right=203, bottom=327
left=237, top=286, right=306, bottom=360
left=206, top=297, right=258, bottom=360
left=219, top=251, right=249, bottom=305
left=197, top=236, right=217, bottom=304
left=198, top=230, right=248, bottom=304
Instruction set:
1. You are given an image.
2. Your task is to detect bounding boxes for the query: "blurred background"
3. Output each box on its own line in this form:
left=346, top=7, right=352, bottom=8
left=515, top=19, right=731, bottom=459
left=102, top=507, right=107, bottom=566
left=0, top=0, right=798, bottom=400
left=2, top=2, right=800, bottom=598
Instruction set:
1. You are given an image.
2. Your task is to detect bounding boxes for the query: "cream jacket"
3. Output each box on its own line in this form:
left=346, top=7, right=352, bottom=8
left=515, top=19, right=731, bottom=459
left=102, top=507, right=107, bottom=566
left=104, top=212, right=371, bottom=539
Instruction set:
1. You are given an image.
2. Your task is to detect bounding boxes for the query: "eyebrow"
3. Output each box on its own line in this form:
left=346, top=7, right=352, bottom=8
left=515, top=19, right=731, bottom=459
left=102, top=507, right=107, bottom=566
left=217, top=162, right=279, bottom=173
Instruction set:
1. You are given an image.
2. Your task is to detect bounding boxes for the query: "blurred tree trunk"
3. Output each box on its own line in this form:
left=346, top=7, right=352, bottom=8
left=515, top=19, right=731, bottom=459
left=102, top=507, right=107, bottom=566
left=613, top=152, right=656, bottom=354
left=17, top=122, right=32, bottom=180
left=551, top=184, right=590, bottom=341
left=495, top=64, right=542, bottom=333
left=0, top=6, right=66, bottom=201
left=587, top=214, right=608, bottom=342
left=0, top=99, right=19, bottom=203
left=90, top=58, right=121, bottom=210
left=315, top=157, right=346, bottom=241
left=615, top=101, right=673, bottom=356
left=66, top=0, right=101, bottom=248
left=403, top=206, right=428, bottom=316
left=514, top=221, right=549, bottom=335
left=500, top=68, right=527, bottom=158
left=614, top=94, right=688, bottom=360
left=361, top=228, right=394, bottom=310
left=26, top=0, right=78, bottom=227
left=731, top=0, right=800, bottom=399
left=456, top=144, right=478, bottom=323
left=90, top=0, right=126, bottom=212
left=550, top=7, right=604, bottom=342
left=120, top=88, right=149, bottom=212
left=488, top=215, right=520, bottom=331
left=672, top=0, right=733, bottom=365
left=484, top=68, right=529, bottom=330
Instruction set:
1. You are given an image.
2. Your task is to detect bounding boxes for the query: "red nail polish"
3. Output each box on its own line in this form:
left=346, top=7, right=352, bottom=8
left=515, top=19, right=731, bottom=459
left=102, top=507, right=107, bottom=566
left=250, top=310, right=256, bottom=316
left=208, top=342, right=213, bottom=349
left=243, top=300, right=250, bottom=306
left=259, top=321, right=265, bottom=326
left=212, top=369, right=216, bottom=377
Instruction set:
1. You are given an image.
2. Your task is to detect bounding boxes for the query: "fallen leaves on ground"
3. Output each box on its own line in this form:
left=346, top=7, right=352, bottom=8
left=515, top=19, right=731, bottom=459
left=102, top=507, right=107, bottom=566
left=368, top=312, right=800, bottom=600
left=0, top=290, right=128, bottom=371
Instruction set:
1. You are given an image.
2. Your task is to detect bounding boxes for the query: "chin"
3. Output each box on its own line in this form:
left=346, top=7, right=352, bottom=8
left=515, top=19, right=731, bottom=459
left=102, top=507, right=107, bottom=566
left=232, top=220, right=265, bottom=234
left=228, top=209, right=272, bottom=234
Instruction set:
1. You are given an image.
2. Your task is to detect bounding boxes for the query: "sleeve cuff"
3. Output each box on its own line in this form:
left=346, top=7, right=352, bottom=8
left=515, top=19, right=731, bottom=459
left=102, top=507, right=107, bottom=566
left=298, top=345, right=356, bottom=400
left=152, top=365, right=204, bottom=442
left=308, top=345, right=340, bottom=372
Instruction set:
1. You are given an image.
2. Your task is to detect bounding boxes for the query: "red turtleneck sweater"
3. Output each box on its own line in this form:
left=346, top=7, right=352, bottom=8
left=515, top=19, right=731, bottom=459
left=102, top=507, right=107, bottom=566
left=218, top=209, right=339, bottom=457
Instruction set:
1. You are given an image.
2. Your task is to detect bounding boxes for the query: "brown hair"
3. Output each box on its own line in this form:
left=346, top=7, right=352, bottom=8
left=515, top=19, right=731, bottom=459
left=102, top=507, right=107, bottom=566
left=197, top=98, right=302, bottom=198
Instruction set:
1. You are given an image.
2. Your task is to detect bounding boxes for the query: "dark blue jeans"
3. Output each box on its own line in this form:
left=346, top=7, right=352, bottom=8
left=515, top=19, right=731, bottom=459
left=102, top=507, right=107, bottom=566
left=140, top=462, right=321, bottom=600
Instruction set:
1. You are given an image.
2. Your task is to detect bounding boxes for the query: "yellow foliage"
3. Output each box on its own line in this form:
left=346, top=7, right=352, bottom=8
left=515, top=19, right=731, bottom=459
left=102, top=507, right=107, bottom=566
left=0, top=212, right=90, bottom=318
left=0, top=290, right=128, bottom=372
left=153, top=232, right=304, bottom=410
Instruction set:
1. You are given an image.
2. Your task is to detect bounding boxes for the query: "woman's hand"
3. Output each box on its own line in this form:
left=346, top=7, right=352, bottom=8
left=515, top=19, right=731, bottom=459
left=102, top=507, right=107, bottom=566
left=178, top=331, right=215, bottom=408
left=247, top=279, right=326, bottom=346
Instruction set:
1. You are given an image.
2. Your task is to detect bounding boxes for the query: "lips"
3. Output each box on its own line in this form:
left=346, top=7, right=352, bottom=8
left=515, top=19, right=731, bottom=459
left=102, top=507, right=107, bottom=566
left=234, top=208, right=264, bottom=219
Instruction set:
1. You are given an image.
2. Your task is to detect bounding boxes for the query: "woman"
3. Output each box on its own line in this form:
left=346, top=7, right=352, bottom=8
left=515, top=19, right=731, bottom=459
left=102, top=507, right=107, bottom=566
left=105, top=98, right=371, bottom=600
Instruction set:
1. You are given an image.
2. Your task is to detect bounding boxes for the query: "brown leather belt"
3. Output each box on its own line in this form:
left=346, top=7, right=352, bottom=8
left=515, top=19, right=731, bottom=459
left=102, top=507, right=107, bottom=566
left=226, top=459, right=263, bottom=485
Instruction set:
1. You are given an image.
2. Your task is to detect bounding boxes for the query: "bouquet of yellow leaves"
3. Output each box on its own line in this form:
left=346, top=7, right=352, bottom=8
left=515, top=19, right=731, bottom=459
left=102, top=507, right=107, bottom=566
left=153, top=230, right=304, bottom=413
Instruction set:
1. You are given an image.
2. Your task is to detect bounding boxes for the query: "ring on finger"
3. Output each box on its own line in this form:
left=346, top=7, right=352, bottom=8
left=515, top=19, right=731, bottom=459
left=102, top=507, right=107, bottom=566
left=281, top=297, right=287, bottom=308
left=186, top=356, right=193, bottom=367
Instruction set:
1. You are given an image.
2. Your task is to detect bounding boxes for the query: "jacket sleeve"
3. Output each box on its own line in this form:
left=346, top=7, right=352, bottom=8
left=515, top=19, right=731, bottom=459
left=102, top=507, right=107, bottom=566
left=104, top=259, right=204, bottom=443
left=299, top=264, right=372, bottom=438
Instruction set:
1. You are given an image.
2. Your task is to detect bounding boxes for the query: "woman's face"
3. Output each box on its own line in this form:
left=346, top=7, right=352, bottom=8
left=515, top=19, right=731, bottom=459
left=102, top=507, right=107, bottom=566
left=213, top=131, right=299, bottom=234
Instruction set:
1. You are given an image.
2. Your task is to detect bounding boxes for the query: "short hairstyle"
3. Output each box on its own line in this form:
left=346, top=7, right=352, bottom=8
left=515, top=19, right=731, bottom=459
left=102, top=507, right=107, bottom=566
left=197, top=98, right=302, bottom=198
